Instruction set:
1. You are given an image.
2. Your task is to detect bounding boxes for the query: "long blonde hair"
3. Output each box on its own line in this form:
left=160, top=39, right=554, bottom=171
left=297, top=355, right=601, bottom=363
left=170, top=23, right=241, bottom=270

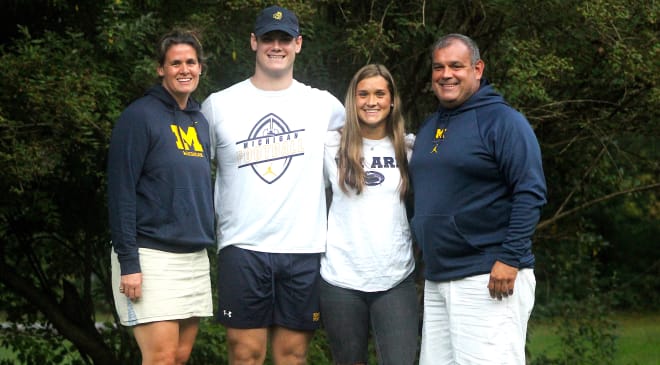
left=338, top=64, right=409, bottom=200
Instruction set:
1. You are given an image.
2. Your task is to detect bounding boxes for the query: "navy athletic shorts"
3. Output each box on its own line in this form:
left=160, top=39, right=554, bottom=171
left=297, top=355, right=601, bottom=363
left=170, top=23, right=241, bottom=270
left=216, top=245, right=322, bottom=331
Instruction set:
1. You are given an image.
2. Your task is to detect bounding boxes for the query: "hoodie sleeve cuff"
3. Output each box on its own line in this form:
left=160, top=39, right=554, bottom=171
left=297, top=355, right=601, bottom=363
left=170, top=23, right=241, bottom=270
left=496, top=253, right=520, bottom=269
left=119, top=257, right=141, bottom=275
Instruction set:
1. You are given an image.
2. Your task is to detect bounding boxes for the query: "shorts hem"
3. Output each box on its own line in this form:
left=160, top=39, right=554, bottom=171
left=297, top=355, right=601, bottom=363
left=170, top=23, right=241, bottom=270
left=273, top=321, right=320, bottom=332
left=216, top=320, right=320, bottom=332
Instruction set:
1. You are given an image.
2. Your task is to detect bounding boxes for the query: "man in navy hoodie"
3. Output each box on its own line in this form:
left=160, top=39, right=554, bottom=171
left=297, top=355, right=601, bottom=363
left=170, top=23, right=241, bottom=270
left=410, top=33, right=547, bottom=365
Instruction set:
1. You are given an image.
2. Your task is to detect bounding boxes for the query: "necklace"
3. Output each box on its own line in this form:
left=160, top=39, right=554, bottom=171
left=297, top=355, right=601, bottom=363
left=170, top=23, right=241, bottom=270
left=364, top=136, right=388, bottom=151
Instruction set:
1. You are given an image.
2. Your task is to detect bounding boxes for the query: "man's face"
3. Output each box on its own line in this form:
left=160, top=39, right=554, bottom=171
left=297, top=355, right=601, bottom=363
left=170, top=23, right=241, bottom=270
left=431, top=41, right=484, bottom=109
left=251, top=31, right=302, bottom=78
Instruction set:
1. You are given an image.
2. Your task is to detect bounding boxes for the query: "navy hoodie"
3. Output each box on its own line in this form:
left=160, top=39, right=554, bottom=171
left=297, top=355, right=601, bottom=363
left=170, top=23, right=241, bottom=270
left=409, top=80, right=547, bottom=282
left=107, top=85, right=214, bottom=275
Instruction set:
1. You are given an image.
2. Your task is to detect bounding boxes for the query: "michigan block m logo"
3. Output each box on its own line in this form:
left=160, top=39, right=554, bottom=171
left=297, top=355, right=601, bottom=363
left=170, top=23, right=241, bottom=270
left=170, top=125, right=204, bottom=157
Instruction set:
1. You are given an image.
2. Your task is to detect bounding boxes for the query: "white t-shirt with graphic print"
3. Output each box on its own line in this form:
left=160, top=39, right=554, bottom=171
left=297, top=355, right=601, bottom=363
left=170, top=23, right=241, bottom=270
left=201, top=79, right=345, bottom=253
left=321, top=131, right=415, bottom=292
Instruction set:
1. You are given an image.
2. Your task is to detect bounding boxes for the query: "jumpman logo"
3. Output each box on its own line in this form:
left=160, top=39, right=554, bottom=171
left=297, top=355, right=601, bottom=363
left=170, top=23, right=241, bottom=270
left=263, top=165, right=275, bottom=176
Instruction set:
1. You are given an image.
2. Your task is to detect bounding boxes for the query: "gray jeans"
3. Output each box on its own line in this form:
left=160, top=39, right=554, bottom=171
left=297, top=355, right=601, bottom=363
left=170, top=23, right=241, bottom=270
left=320, top=274, right=419, bottom=365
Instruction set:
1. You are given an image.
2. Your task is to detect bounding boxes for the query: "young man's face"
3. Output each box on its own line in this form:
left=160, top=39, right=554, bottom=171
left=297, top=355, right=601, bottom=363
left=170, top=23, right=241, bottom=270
left=431, top=41, right=484, bottom=109
left=251, top=31, right=302, bottom=78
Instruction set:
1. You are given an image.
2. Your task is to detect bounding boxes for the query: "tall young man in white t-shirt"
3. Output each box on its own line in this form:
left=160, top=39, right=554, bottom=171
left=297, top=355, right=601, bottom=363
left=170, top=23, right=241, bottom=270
left=201, top=6, right=345, bottom=365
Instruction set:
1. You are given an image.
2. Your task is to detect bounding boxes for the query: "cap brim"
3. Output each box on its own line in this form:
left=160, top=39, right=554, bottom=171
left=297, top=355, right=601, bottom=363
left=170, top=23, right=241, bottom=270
left=255, top=26, right=299, bottom=37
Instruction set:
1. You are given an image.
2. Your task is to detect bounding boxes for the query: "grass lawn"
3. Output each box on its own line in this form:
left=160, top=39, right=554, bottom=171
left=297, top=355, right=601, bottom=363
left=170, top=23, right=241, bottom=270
left=528, top=312, right=660, bottom=365
left=0, top=347, right=16, bottom=362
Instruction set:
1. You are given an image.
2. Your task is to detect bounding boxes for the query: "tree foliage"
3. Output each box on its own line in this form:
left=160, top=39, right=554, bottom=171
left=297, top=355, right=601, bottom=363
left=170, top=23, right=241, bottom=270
left=0, top=0, right=657, bottom=363
left=0, top=26, right=123, bottom=364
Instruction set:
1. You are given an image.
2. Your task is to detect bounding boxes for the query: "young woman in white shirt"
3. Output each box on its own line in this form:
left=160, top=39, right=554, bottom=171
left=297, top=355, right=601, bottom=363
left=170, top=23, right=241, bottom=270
left=321, top=64, right=418, bottom=365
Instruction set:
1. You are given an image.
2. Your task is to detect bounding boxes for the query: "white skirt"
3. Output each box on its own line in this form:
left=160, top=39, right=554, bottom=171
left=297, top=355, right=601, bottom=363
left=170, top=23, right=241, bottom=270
left=111, top=247, right=213, bottom=326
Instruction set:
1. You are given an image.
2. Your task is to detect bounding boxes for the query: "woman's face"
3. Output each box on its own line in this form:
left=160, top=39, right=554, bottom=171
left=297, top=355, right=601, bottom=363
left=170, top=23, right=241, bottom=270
left=355, top=75, right=391, bottom=137
left=157, top=43, right=201, bottom=108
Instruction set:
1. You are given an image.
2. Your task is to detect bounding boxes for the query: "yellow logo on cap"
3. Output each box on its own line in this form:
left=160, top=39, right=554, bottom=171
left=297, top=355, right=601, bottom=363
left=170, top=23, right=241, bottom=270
left=273, top=11, right=283, bottom=20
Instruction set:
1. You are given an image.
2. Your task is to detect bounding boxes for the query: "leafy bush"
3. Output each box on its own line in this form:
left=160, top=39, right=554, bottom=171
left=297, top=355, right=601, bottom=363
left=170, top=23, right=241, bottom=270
left=531, top=230, right=618, bottom=364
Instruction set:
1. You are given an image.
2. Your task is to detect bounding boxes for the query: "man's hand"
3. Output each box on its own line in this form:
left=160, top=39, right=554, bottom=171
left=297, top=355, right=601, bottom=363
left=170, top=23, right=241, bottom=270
left=488, top=261, right=518, bottom=300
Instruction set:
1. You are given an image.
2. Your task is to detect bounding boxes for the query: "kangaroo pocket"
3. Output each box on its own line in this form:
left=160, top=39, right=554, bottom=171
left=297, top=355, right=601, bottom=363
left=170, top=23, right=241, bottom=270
left=453, top=203, right=510, bottom=246
left=411, top=214, right=481, bottom=258
left=165, top=186, right=213, bottom=241
left=138, top=186, right=210, bottom=243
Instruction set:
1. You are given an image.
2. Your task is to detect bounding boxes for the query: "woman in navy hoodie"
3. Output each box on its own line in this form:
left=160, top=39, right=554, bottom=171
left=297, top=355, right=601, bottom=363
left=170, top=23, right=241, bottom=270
left=107, top=29, right=214, bottom=364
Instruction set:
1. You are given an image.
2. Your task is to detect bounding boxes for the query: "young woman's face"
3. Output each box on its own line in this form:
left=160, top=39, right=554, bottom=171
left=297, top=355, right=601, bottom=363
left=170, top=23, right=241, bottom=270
left=356, top=75, right=391, bottom=136
left=157, top=44, right=201, bottom=107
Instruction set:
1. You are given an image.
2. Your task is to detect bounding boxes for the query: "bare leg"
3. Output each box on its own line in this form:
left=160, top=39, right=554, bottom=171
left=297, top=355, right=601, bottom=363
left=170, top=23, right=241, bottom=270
left=133, top=320, right=180, bottom=365
left=270, top=326, right=314, bottom=365
left=226, top=327, right=268, bottom=365
left=175, top=317, right=200, bottom=364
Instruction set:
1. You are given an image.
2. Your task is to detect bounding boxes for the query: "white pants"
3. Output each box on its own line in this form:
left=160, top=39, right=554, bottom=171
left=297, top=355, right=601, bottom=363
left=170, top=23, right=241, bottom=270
left=419, top=269, right=535, bottom=365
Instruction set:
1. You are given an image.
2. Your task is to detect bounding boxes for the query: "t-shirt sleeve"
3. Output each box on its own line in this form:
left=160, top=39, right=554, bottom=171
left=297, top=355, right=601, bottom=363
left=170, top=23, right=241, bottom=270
left=326, top=93, right=346, bottom=131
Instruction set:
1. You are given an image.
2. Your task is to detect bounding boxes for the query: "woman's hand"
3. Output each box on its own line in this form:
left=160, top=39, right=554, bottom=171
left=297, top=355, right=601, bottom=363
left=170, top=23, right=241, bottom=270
left=119, top=272, right=142, bottom=301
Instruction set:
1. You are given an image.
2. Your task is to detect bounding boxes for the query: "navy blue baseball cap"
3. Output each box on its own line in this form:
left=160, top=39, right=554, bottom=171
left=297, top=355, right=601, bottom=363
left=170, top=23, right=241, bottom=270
left=254, top=6, right=300, bottom=37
